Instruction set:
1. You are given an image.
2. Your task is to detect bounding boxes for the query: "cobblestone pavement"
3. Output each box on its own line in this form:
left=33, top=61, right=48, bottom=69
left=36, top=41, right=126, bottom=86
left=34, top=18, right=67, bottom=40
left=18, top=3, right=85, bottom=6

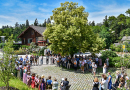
left=31, top=65, right=94, bottom=90
left=31, top=64, right=130, bottom=90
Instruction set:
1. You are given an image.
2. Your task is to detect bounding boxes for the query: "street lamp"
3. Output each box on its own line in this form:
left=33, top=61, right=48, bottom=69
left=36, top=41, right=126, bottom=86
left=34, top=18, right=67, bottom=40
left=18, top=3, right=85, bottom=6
left=0, top=36, right=5, bottom=60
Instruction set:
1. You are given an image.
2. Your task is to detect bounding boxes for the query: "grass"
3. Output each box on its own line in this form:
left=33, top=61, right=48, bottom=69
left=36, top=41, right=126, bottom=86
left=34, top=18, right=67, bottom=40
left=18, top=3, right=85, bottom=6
left=0, top=78, right=35, bottom=90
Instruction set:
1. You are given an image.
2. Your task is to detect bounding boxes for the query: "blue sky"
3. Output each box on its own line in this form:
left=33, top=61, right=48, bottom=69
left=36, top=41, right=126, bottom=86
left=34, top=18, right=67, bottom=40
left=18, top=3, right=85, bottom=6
left=0, top=0, right=130, bottom=28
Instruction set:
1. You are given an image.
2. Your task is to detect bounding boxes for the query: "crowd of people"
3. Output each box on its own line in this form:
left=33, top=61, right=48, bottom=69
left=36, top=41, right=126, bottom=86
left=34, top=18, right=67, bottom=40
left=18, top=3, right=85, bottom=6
left=13, top=52, right=130, bottom=90
left=92, top=70, right=130, bottom=90
left=14, top=54, right=71, bottom=90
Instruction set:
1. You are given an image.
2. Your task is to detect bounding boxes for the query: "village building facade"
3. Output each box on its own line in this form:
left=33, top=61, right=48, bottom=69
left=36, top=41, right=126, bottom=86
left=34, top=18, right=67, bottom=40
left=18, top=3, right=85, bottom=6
left=18, top=26, right=47, bottom=46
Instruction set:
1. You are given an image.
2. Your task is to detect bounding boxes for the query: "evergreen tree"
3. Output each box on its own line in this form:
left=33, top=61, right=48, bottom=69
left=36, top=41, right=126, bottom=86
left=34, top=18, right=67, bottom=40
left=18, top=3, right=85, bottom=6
left=39, top=24, right=42, bottom=27
left=46, top=18, right=51, bottom=24
left=15, top=22, right=19, bottom=27
left=103, top=15, right=109, bottom=27
left=91, top=21, right=95, bottom=26
left=34, top=18, right=38, bottom=26
left=26, top=19, right=29, bottom=27
left=42, top=19, right=46, bottom=27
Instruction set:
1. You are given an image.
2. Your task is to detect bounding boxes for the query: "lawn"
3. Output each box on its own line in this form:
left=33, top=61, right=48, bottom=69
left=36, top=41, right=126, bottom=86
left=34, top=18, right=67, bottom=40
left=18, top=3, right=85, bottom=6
left=0, top=78, right=34, bottom=90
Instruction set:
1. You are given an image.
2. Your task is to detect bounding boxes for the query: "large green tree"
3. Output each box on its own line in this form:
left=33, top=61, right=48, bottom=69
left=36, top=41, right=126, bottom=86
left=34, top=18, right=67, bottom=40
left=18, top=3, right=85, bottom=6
left=43, top=2, right=105, bottom=57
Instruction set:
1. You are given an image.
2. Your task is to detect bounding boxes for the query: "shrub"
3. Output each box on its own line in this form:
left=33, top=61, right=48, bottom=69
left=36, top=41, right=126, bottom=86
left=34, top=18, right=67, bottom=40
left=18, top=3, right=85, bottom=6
left=0, top=43, right=5, bottom=49
left=110, top=57, right=121, bottom=67
left=110, top=44, right=116, bottom=51
left=13, top=44, right=22, bottom=50
left=39, top=47, right=47, bottom=56
left=101, top=50, right=118, bottom=65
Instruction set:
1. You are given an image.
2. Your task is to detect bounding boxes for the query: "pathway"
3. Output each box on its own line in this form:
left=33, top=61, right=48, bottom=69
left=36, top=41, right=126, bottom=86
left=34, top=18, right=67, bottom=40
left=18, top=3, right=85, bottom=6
left=31, top=65, right=94, bottom=90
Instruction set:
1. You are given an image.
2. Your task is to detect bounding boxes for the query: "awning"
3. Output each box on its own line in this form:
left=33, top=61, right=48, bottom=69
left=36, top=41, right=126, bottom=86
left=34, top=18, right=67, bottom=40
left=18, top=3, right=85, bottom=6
left=38, top=41, right=46, bottom=43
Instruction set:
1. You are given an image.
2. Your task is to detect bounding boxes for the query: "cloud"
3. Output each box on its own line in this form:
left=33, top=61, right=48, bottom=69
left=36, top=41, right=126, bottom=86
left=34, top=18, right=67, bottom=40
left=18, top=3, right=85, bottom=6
left=39, top=8, right=52, bottom=12
left=88, top=3, right=129, bottom=24
left=40, top=3, right=47, bottom=6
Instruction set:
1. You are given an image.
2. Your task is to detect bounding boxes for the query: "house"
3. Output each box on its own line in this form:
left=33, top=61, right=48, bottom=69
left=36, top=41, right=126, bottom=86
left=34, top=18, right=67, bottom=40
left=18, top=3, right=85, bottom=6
left=114, top=43, right=121, bottom=47
left=121, top=36, right=130, bottom=43
left=18, top=26, right=47, bottom=46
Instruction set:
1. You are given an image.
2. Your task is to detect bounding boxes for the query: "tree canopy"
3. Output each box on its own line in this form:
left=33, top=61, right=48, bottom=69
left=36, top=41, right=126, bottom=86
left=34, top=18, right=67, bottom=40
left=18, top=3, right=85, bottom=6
left=43, top=1, right=105, bottom=56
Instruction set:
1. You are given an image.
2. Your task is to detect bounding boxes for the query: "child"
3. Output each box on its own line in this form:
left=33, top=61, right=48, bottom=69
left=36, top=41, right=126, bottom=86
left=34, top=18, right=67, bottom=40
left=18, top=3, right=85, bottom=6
left=31, top=73, right=35, bottom=88
left=40, top=75, right=46, bottom=90
left=38, top=76, right=41, bottom=90
left=27, top=72, right=31, bottom=87
left=35, top=75, right=39, bottom=88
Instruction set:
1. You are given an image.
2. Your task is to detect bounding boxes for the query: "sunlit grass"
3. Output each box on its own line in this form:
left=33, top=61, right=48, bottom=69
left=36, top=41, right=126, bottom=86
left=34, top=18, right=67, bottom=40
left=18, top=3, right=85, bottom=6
left=0, top=78, right=35, bottom=90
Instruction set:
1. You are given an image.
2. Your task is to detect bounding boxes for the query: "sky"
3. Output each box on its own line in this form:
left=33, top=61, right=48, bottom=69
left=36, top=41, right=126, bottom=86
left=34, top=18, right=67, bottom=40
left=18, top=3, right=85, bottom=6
left=0, top=0, right=130, bottom=28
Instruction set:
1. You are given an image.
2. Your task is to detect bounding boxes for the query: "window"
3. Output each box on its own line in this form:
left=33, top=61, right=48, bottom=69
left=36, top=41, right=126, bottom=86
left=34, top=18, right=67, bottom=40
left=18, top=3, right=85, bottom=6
left=24, top=39, right=25, bottom=44
left=36, top=37, right=38, bottom=43
left=28, top=38, right=32, bottom=44
left=31, top=31, right=34, bottom=35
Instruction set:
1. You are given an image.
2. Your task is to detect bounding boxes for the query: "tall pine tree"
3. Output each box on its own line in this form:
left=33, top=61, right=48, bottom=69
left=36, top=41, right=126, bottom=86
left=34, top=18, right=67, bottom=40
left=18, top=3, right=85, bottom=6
left=34, top=18, right=38, bottom=26
left=26, top=19, right=29, bottom=27
left=42, top=19, right=46, bottom=27
left=103, top=15, right=109, bottom=27
left=46, top=18, right=51, bottom=24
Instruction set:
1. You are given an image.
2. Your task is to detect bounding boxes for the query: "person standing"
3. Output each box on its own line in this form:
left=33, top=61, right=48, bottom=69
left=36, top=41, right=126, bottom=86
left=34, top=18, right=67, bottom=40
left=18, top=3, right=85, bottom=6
left=107, top=72, right=112, bottom=90
left=52, top=78, right=59, bottom=90
left=27, top=72, right=31, bottom=87
left=23, top=65, right=27, bottom=84
left=67, top=57, right=71, bottom=69
left=100, top=75, right=108, bottom=90
left=19, top=56, right=23, bottom=63
left=88, top=59, right=92, bottom=72
left=23, top=59, right=26, bottom=66
left=92, top=77, right=99, bottom=90
left=62, top=78, right=69, bottom=90
left=40, top=54, right=43, bottom=65
left=46, top=54, right=49, bottom=65
left=98, top=58, right=102, bottom=67
left=31, top=54, right=34, bottom=65
left=95, top=57, right=99, bottom=66
left=92, top=62, right=97, bottom=78
left=19, top=63, right=23, bottom=80
left=103, top=63, right=107, bottom=74
left=49, top=54, right=52, bottom=65
left=36, top=55, right=39, bottom=65
left=83, top=58, right=87, bottom=71
left=47, top=76, right=52, bottom=90
left=30, top=56, right=33, bottom=66
left=52, top=55, right=55, bottom=64
left=40, top=75, right=46, bottom=90
left=74, top=59, right=77, bottom=71
left=31, top=73, right=35, bottom=89
left=81, top=60, right=85, bottom=73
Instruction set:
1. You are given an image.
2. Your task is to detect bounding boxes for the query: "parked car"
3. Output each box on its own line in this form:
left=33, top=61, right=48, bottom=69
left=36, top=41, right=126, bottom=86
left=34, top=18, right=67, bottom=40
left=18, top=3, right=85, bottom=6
left=73, top=52, right=92, bottom=57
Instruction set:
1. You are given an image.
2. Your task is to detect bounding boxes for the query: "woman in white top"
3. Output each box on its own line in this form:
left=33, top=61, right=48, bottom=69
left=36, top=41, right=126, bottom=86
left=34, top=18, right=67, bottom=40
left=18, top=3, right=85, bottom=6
left=52, top=78, right=58, bottom=90
left=103, top=63, right=107, bottom=74
left=100, top=75, right=108, bottom=90
left=92, top=62, right=97, bottom=78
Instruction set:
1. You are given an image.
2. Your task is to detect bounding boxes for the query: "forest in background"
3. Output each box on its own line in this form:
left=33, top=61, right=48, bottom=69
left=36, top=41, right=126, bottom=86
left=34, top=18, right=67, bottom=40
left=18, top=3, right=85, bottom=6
left=0, top=9, right=130, bottom=49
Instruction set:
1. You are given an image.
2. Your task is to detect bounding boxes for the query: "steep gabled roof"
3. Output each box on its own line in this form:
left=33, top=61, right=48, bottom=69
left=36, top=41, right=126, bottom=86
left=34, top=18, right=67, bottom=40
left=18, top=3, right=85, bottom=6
left=18, top=26, right=46, bottom=38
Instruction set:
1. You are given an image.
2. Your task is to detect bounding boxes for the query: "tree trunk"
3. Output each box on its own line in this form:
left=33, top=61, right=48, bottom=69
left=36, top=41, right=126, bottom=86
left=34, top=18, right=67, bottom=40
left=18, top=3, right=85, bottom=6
left=70, top=54, right=73, bottom=59
left=6, top=81, right=9, bottom=90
